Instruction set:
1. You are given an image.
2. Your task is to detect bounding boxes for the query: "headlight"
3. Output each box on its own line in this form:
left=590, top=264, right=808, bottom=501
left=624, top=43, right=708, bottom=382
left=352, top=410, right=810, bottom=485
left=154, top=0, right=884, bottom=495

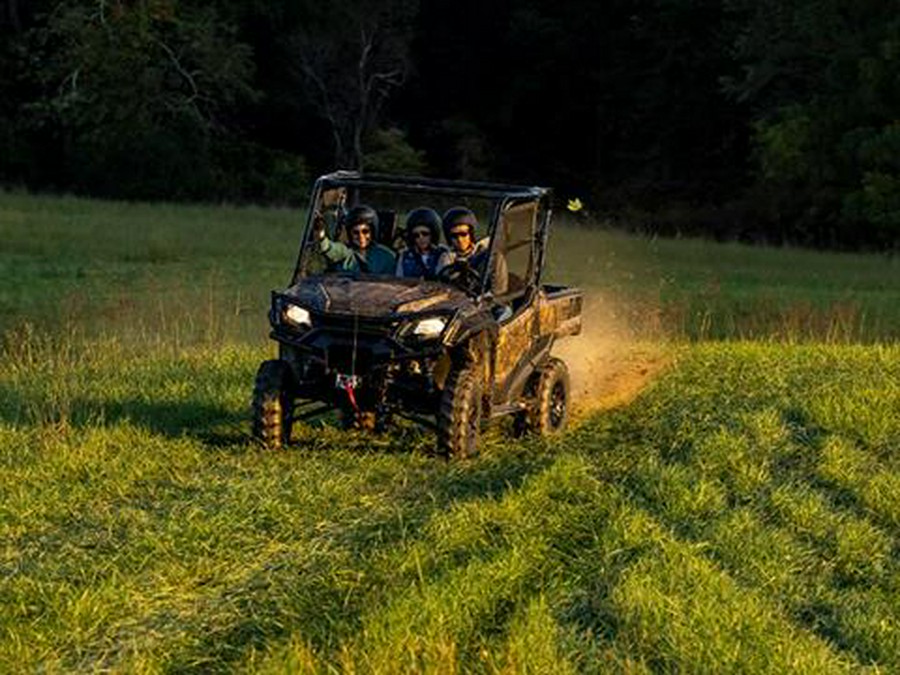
left=282, top=303, right=312, bottom=329
left=412, top=316, right=447, bottom=339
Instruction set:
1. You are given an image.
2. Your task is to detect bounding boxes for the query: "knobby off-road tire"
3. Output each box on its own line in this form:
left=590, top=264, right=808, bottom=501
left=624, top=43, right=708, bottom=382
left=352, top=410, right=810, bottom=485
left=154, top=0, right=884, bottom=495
left=522, top=357, right=570, bottom=437
left=437, top=366, right=483, bottom=459
left=251, top=359, right=294, bottom=450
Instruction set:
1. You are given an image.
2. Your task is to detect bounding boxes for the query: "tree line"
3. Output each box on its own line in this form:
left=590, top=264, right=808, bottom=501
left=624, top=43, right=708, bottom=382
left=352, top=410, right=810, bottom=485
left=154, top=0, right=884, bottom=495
left=2, top=0, right=898, bottom=250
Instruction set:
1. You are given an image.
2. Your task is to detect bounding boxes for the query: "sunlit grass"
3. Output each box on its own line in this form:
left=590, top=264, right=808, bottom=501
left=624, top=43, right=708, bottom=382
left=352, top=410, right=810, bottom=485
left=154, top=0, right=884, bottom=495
left=3, top=336, right=899, bottom=670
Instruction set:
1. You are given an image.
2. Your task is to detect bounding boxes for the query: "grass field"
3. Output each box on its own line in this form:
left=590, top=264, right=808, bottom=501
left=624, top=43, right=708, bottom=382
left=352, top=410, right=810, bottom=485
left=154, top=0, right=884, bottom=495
left=2, top=192, right=900, bottom=672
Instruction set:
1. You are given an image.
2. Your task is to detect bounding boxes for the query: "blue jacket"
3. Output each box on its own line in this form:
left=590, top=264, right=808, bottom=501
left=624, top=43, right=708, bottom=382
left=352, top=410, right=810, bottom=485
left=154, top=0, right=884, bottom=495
left=396, top=246, right=447, bottom=279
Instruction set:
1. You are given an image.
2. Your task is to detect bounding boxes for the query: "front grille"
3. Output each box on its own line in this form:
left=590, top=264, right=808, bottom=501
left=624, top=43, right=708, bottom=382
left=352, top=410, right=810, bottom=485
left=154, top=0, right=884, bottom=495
left=313, top=313, right=395, bottom=336
left=325, top=344, right=375, bottom=373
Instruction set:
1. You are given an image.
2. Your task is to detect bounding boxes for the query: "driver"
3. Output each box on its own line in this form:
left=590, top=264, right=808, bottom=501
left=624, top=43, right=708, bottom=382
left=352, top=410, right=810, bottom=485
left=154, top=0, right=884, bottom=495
left=437, top=207, right=508, bottom=295
left=313, top=205, right=397, bottom=275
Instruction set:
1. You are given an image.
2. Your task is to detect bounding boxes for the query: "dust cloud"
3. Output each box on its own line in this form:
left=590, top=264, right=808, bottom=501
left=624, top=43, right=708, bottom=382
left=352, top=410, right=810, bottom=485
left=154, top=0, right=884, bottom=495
left=554, top=292, right=669, bottom=420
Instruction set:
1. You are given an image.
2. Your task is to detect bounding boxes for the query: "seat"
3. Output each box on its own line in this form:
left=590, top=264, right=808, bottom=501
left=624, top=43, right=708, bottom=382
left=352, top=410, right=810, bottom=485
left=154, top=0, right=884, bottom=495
left=376, top=210, right=397, bottom=247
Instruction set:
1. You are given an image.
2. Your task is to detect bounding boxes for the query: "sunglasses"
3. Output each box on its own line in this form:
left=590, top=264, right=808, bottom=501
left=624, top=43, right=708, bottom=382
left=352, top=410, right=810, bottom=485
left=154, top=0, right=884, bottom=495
left=449, top=230, right=471, bottom=239
left=412, top=229, right=431, bottom=238
left=351, top=226, right=371, bottom=236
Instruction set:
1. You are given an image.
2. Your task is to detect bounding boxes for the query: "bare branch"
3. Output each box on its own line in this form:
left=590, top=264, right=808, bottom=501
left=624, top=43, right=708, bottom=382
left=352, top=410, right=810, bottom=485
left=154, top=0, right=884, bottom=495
left=155, top=37, right=199, bottom=103
left=292, top=1, right=414, bottom=168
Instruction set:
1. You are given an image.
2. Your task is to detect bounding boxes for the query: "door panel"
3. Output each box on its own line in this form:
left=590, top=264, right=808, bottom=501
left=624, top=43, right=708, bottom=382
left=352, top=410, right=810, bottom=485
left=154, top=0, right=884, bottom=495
left=494, top=303, right=539, bottom=391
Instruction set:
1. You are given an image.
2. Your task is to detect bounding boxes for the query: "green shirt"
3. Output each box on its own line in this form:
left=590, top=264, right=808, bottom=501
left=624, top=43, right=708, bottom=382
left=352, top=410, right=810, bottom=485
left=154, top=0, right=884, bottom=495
left=319, top=238, right=397, bottom=275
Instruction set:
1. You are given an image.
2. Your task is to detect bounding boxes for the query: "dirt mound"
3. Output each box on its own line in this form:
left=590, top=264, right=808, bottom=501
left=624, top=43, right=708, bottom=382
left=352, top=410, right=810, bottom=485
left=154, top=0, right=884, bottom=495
left=554, top=293, right=669, bottom=420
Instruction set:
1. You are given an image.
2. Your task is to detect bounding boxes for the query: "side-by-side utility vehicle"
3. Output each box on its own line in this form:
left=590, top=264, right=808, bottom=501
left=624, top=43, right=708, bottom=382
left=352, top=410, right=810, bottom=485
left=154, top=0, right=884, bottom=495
left=252, top=172, right=583, bottom=457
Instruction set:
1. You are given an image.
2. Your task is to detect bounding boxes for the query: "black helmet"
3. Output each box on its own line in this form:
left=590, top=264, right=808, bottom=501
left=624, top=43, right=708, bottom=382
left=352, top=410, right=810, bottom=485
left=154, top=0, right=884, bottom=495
left=345, top=205, right=379, bottom=239
left=441, top=206, right=478, bottom=241
left=405, top=207, right=441, bottom=247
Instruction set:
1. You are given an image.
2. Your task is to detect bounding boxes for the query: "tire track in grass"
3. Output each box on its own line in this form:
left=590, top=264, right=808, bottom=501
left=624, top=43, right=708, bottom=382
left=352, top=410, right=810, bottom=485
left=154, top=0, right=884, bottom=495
left=709, top=503, right=900, bottom=670
left=99, top=449, right=556, bottom=672
left=252, top=452, right=855, bottom=673
left=816, top=435, right=900, bottom=530
left=254, top=454, right=643, bottom=672
left=339, top=455, right=607, bottom=673
left=3, top=344, right=565, bottom=672
left=575, top=467, right=858, bottom=672
left=604, top=510, right=854, bottom=673
left=5, top=334, right=898, bottom=670
left=670, top=442, right=900, bottom=670
left=243, top=342, right=898, bottom=672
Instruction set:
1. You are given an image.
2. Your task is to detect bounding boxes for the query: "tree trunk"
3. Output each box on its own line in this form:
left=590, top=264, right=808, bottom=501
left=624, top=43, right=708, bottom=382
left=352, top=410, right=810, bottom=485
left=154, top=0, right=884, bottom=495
left=5, top=0, right=21, bottom=32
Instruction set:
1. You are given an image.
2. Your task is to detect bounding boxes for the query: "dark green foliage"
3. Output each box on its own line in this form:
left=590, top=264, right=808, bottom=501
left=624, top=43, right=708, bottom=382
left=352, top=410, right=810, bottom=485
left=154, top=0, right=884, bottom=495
left=288, top=0, right=419, bottom=170
left=23, top=0, right=257, bottom=199
left=0, top=0, right=308, bottom=202
left=726, top=0, right=900, bottom=248
left=363, top=127, right=427, bottom=175
left=2, top=0, right=900, bottom=248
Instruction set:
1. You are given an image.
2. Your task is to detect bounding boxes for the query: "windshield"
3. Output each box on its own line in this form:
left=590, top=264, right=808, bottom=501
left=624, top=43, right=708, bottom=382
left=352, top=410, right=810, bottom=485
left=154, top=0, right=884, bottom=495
left=295, top=183, right=500, bottom=283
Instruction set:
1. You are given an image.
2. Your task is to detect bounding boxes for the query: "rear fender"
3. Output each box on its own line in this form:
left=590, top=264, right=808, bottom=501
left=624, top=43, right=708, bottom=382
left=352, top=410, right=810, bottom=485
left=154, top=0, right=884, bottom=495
left=539, top=287, right=583, bottom=338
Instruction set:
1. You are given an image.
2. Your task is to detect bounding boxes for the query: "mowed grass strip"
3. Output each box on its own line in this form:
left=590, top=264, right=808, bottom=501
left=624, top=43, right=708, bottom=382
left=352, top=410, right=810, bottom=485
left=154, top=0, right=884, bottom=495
left=3, top=337, right=898, bottom=671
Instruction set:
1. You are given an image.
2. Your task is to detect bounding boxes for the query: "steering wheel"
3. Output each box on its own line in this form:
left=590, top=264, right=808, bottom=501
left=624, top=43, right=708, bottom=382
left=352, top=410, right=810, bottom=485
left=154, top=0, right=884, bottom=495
left=438, top=259, right=482, bottom=295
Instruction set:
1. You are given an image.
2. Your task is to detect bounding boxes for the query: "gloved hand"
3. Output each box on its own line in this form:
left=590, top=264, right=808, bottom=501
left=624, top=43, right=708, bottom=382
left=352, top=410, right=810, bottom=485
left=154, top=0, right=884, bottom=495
left=312, top=212, right=327, bottom=241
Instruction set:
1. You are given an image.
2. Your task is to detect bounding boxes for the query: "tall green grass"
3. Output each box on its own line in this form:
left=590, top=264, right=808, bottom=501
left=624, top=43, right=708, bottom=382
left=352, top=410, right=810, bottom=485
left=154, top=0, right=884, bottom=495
left=2, top=192, right=900, bottom=671
left=545, top=222, right=900, bottom=342
left=1, top=192, right=299, bottom=347
left=3, top=192, right=899, bottom=346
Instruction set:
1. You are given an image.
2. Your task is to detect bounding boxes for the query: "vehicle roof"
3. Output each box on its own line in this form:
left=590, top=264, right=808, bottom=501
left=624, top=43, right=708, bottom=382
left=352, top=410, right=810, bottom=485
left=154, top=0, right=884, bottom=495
left=315, top=171, right=552, bottom=201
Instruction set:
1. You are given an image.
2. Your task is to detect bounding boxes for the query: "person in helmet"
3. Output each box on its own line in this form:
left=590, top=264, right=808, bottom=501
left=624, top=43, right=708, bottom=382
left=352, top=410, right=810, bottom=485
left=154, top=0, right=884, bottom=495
left=436, top=206, right=508, bottom=295
left=395, top=207, right=447, bottom=279
left=313, top=204, right=396, bottom=275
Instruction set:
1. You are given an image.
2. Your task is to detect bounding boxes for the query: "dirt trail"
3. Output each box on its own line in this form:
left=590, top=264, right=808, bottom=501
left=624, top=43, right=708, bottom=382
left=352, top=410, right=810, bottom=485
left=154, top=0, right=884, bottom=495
left=554, top=293, right=670, bottom=420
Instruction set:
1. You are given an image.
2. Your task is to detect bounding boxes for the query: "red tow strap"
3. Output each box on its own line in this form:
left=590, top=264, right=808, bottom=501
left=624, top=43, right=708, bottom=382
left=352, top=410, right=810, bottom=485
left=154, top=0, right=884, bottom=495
left=345, top=385, right=360, bottom=413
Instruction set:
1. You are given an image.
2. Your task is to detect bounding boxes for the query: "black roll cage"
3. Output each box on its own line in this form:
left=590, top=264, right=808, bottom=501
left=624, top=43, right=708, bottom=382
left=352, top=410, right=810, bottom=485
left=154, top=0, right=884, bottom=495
left=291, top=171, right=554, bottom=297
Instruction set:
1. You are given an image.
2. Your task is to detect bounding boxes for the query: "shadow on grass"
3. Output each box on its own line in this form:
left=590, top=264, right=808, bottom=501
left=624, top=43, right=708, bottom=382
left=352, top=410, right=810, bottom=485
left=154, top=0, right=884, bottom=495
left=0, top=388, right=252, bottom=448
left=102, top=398, right=247, bottom=439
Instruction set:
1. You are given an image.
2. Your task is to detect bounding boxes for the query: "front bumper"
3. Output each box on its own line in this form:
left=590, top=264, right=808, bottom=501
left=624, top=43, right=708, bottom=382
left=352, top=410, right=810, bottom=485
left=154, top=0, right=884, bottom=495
left=271, top=324, right=445, bottom=414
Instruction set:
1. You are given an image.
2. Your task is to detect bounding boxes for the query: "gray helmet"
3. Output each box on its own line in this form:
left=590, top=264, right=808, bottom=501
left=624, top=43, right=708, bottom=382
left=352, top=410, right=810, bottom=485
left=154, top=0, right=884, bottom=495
left=405, top=207, right=442, bottom=247
left=441, top=206, right=478, bottom=241
left=345, top=205, right=379, bottom=239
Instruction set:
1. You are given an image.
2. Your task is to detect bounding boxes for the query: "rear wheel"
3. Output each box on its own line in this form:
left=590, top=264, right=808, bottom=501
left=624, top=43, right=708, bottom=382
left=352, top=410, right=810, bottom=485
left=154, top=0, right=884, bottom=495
left=437, top=365, right=482, bottom=459
left=252, top=359, right=294, bottom=449
left=522, top=357, right=570, bottom=437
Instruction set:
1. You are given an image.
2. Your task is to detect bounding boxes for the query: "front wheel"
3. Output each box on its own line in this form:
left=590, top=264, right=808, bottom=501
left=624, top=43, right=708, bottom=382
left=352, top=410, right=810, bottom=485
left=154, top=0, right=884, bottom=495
left=251, top=359, right=294, bottom=449
left=437, top=365, right=482, bottom=459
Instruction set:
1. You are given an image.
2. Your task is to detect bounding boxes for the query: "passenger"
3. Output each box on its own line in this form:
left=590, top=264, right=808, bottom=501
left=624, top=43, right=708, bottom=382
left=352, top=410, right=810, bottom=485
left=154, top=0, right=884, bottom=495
left=395, top=207, right=447, bottom=280
left=313, top=205, right=396, bottom=275
left=437, top=207, right=508, bottom=295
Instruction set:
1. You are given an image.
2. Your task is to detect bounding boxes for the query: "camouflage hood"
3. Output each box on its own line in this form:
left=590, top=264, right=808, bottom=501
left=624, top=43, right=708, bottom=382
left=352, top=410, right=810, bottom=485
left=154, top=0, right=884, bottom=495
left=283, top=276, right=471, bottom=318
